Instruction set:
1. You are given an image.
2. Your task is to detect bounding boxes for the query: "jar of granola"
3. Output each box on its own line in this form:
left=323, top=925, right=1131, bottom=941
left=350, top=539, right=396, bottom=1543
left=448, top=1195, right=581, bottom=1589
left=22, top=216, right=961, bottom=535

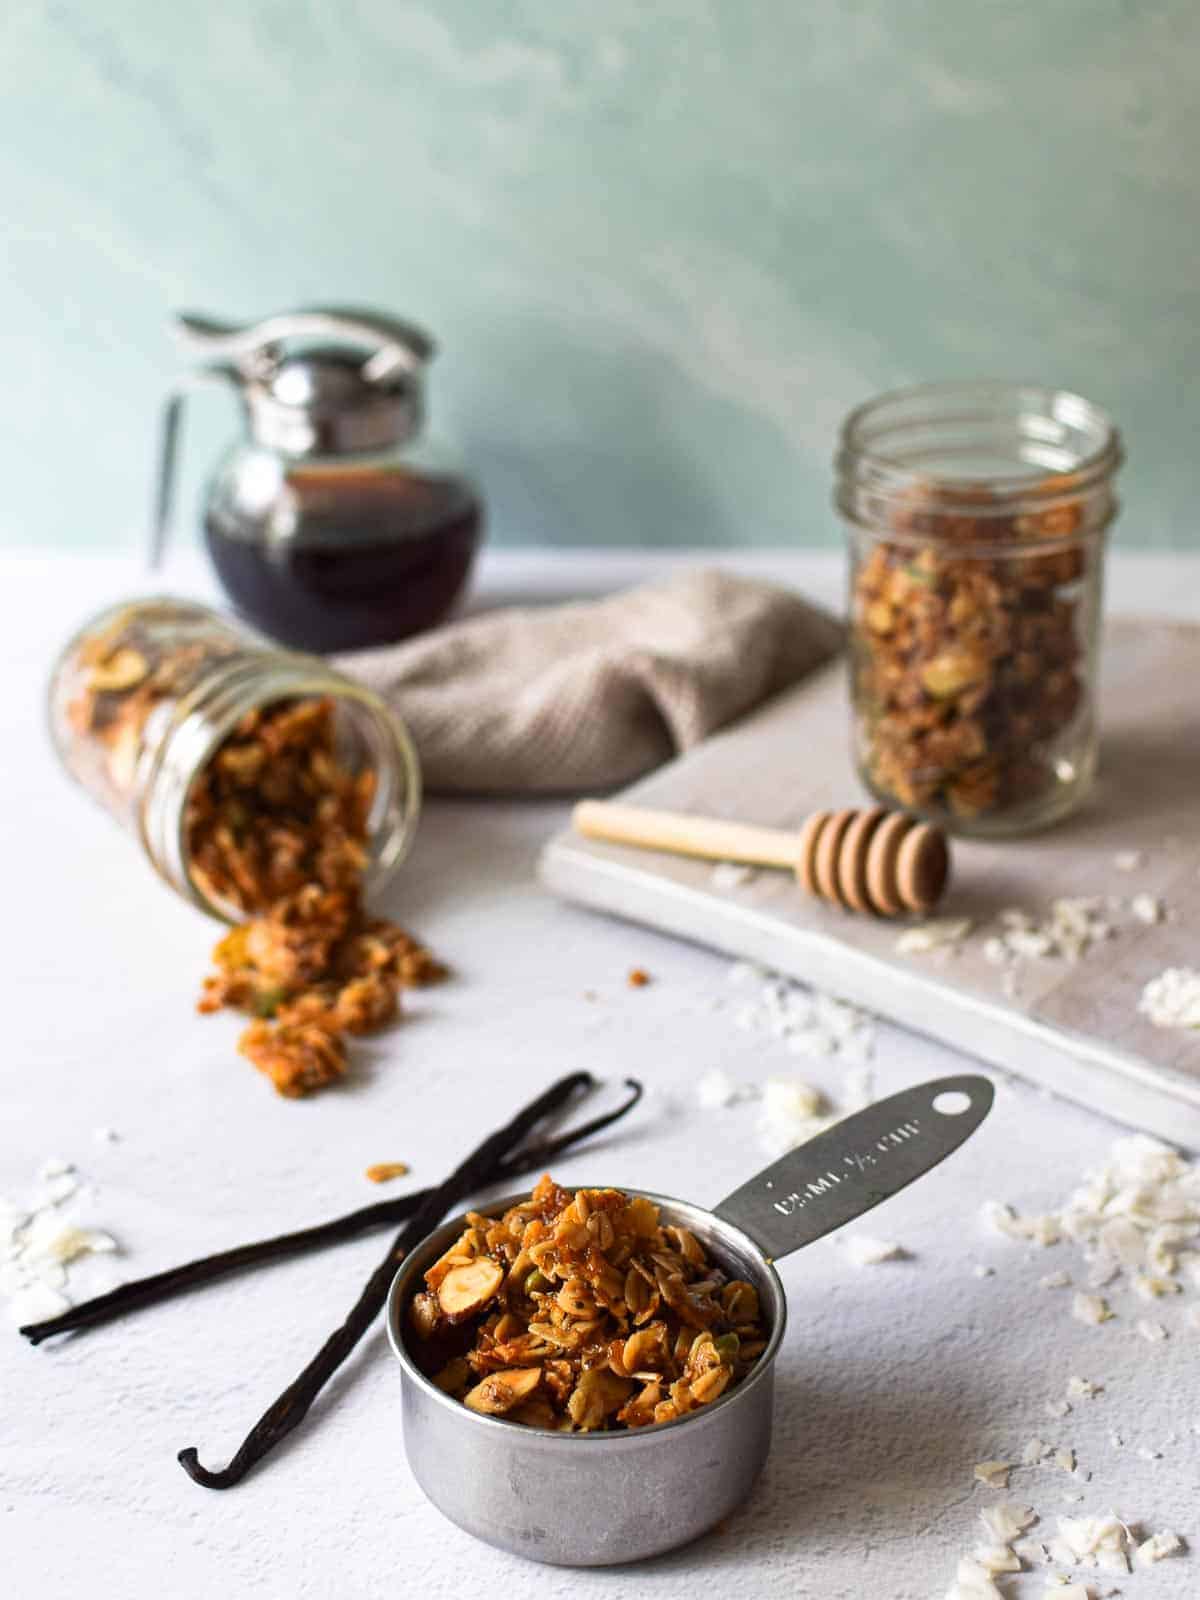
left=48, top=598, right=422, bottom=919
left=835, top=381, right=1122, bottom=835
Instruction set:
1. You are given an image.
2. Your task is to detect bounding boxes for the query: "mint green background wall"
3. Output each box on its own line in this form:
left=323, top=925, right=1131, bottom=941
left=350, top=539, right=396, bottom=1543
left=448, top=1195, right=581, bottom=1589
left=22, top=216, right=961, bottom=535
left=2, top=2, right=1197, bottom=552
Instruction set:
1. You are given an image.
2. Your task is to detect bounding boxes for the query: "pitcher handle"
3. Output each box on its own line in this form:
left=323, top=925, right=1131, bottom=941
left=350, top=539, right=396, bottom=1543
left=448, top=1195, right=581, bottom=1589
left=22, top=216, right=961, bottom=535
left=148, top=368, right=235, bottom=572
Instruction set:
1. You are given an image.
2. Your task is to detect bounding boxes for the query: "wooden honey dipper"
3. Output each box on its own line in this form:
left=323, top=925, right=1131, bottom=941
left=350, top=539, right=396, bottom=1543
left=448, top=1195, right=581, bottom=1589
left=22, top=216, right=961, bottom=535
left=572, top=800, right=950, bottom=917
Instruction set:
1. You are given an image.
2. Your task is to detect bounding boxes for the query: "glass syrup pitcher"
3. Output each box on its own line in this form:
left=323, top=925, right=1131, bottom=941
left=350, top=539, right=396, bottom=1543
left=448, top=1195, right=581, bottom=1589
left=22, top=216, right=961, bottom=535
left=152, top=306, right=484, bottom=654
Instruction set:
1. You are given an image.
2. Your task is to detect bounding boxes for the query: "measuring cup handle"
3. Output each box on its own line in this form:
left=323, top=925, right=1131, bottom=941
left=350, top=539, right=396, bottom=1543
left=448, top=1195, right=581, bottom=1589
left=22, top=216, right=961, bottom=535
left=712, top=1074, right=994, bottom=1263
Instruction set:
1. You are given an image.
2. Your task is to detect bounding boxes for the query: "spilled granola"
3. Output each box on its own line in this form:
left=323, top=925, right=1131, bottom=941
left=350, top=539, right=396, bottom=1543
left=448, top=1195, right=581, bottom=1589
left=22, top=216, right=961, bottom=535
left=198, top=879, right=446, bottom=1098
left=59, top=603, right=445, bottom=1099
left=408, top=1176, right=769, bottom=1432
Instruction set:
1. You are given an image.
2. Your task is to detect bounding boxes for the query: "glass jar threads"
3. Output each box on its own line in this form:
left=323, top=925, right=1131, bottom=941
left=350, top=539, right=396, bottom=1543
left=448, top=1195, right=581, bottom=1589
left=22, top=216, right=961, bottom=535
left=48, top=598, right=421, bottom=919
left=835, top=382, right=1123, bottom=836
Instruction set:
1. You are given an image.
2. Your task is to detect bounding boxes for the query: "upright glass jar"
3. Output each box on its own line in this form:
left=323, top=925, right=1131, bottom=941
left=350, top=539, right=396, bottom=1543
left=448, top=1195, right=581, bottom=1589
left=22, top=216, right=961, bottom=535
left=835, top=382, right=1122, bottom=836
left=48, top=598, right=421, bottom=920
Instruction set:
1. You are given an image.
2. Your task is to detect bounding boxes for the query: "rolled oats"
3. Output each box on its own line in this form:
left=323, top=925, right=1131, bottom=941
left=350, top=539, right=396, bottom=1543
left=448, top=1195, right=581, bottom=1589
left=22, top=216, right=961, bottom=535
left=408, top=1176, right=769, bottom=1433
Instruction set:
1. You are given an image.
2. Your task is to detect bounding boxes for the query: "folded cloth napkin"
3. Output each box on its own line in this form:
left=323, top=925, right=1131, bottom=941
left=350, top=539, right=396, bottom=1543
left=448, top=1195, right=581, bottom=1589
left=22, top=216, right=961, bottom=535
left=336, top=568, right=842, bottom=795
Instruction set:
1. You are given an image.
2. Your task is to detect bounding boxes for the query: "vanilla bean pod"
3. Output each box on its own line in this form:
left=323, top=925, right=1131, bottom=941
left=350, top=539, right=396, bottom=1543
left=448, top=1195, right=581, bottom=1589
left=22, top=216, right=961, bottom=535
left=19, top=1078, right=641, bottom=1348
left=176, top=1071, right=637, bottom=1489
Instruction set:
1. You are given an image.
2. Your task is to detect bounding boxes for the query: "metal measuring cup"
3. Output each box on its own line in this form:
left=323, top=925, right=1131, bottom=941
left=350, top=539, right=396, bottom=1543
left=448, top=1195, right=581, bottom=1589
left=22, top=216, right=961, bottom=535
left=386, top=1074, right=992, bottom=1566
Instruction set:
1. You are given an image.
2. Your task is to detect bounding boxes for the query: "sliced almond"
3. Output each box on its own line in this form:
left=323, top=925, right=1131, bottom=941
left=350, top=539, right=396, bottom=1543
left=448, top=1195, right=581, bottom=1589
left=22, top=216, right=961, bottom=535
left=436, top=1256, right=504, bottom=1320
left=89, top=647, right=148, bottom=692
left=463, top=1366, right=542, bottom=1416
left=408, top=1291, right=442, bottom=1340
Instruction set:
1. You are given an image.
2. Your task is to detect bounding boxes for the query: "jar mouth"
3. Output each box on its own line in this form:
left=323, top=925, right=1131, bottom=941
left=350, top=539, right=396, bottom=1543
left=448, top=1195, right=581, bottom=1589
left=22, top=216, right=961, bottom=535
left=835, top=379, right=1122, bottom=547
left=138, top=657, right=422, bottom=923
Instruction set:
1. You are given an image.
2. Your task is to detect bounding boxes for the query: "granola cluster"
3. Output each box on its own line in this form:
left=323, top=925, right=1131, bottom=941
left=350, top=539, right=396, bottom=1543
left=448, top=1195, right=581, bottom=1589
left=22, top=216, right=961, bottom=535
left=852, top=484, right=1089, bottom=822
left=183, top=699, right=375, bottom=915
left=199, top=880, right=445, bottom=1097
left=58, top=603, right=444, bottom=1100
left=408, top=1176, right=769, bottom=1432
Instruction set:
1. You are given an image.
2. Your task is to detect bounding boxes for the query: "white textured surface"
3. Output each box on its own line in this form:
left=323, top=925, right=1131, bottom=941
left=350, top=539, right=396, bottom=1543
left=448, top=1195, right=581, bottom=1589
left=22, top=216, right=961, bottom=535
left=3, top=552, right=1198, bottom=1596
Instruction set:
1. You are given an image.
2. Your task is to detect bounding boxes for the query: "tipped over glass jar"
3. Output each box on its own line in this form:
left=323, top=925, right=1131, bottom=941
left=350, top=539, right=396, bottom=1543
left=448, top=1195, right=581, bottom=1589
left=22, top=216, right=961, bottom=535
left=48, top=598, right=421, bottom=920
left=835, top=381, right=1123, bottom=836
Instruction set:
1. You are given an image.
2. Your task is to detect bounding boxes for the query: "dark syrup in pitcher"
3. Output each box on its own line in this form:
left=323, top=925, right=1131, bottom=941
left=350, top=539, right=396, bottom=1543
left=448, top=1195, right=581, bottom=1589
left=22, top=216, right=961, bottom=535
left=205, top=463, right=483, bottom=654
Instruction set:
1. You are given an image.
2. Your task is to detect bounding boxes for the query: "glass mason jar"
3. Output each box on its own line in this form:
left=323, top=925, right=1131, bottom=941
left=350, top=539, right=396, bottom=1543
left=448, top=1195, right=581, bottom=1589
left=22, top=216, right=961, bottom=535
left=47, top=597, right=422, bottom=919
left=835, top=381, right=1123, bottom=836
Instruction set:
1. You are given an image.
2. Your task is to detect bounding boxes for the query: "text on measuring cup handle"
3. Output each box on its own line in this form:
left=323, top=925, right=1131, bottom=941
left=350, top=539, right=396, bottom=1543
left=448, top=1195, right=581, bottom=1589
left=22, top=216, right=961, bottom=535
left=769, top=1116, right=924, bottom=1216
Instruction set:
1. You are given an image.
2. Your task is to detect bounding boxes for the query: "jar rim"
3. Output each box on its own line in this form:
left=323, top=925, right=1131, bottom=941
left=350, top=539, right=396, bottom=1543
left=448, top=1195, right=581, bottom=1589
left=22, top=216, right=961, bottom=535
left=835, top=378, right=1123, bottom=528
left=138, top=653, right=422, bottom=922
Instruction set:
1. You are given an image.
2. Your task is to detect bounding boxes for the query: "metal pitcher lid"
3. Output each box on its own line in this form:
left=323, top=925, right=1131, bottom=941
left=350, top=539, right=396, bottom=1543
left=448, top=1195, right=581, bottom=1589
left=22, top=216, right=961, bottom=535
left=173, top=306, right=436, bottom=456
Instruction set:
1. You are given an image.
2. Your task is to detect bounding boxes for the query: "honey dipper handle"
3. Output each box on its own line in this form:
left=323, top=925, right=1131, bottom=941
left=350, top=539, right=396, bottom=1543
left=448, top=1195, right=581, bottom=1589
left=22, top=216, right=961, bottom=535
left=571, top=800, right=801, bottom=869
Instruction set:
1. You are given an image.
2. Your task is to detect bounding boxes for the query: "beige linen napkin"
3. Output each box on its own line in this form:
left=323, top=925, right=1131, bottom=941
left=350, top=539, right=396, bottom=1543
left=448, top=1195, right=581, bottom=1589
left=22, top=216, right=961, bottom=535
left=336, top=568, right=842, bottom=794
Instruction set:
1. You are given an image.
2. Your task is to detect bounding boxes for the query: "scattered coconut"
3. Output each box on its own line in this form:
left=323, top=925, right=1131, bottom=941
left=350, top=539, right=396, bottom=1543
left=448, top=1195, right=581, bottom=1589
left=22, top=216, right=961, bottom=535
left=843, top=1235, right=907, bottom=1267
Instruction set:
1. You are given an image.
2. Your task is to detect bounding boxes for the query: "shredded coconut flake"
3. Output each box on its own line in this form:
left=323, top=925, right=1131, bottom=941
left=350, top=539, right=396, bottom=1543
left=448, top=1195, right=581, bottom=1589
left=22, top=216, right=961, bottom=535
left=1039, top=1270, right=1073, bottom=1290
left=1072, top=1293, right=1113, bottom=1326
left=973, top=1460, right=1013, bottom=1489
left=1130, top=892, right=1164, bottom=925
left=984, top=1201, right=1061, bottom=1247
left=972, top=1543, right=1020, bottom=1574
left=1066, top=1376, right=1101, bottom=1400
left=1133, top=1271, right=1180, bottom=1300
left=710, top=861, right=756, bottom=891
left=895, top=916, right=972, bottom=955
left=1139, top=967, right=1200, bottom=1029
left=985, top=898, right=1115, bottom=970
left=1113, top=850, right=1143, bottom=872
left=1137, top=1531, right=1183, bottom=1564
left=947, top=1560, right=1005, bottom=1599
left=757, top=1075, right=833, bottom=1156
left=696, top=1068, right=742, bottom=1110
left=980, top=1503, right=1038, bottom=1543
left=724, top=963, right=876, bottom=1069
left=1055, top=1513, right=1131, bottom=1565
left=0, top=1161, right=120, bottom=1327
left=1135, top=1318, right=1167, bottom=1342
left=843, top=1234, right=907, bottom=1267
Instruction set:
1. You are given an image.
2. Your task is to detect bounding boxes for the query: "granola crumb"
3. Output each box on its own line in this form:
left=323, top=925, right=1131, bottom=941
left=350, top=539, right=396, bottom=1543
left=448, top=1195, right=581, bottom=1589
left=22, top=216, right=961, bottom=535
left=364, top=1161, right=411, bottom=1184
left=237, top=1019, right=347, bottom=1098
